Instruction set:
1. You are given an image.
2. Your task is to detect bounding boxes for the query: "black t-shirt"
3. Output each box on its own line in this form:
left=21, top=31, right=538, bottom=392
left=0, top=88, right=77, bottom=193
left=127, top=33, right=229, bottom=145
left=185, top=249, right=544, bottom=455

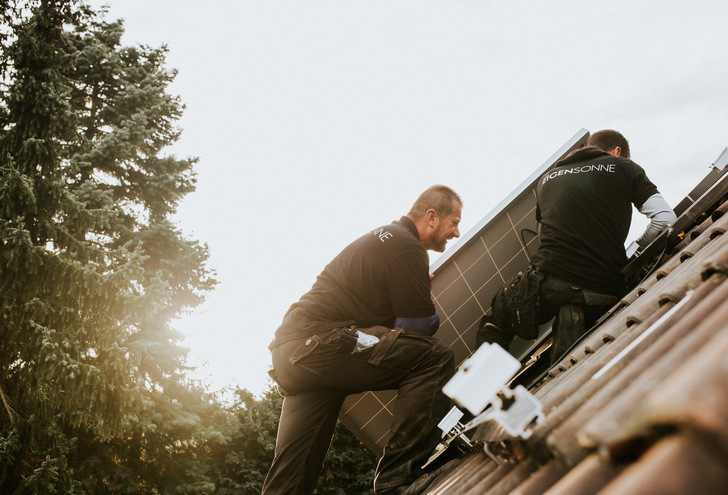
left=272, top=216, right=436, bottom=345
left=530, top=146, right=659, bottom=295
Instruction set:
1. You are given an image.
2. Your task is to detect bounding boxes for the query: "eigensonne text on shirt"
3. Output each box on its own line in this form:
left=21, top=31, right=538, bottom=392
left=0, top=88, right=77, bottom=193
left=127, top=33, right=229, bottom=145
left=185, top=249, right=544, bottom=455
left=541, top=163, right=616, bottom=184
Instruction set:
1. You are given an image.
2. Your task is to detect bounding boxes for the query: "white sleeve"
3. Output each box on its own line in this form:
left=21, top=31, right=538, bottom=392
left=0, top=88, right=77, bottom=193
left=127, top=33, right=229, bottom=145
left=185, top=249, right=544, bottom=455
left=636, top=193, right=677, bottom=247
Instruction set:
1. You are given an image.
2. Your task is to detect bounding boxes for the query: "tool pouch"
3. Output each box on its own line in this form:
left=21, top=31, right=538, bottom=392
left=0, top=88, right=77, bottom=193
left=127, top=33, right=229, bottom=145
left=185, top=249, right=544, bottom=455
left=492, top=266, right=544, bottom=340
left=335, top=326, right=359, bottom=353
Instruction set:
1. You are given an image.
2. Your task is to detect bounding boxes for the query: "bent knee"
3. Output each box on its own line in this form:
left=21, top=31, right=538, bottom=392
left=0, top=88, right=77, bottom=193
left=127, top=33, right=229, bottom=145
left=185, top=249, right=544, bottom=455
left=432, top=342, right=455, bottom=367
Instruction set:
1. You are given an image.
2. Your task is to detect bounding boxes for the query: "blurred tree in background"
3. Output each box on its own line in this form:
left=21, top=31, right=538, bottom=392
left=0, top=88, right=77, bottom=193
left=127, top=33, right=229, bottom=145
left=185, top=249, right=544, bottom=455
left=0, top=0, right=216, bottom=490
left=0, top=1, right=376, bottom=493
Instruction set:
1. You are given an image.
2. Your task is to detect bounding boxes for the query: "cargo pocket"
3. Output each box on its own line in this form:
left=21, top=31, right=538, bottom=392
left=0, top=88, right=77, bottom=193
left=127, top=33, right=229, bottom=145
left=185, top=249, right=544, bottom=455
left=368, top=327, right=403, bottom=366
left=508, top=294, right=540, bottom=340
left=289, top=336, right=320, bottom=365
left=288, top=335, right=342, bottom=378
left=506, top=269, right=542, bottom=341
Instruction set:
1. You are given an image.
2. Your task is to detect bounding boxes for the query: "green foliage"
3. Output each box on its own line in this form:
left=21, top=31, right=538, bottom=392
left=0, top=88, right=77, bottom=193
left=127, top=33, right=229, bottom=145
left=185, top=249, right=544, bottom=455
left=0, top=0, right=216, bottom=492
left=209, top=387, right=283, bottom=495
left=68, top=379, right=228, bottom=495
left=317, top=420, right=376, bottom=495
left=0, top=1, right=377, bottom=493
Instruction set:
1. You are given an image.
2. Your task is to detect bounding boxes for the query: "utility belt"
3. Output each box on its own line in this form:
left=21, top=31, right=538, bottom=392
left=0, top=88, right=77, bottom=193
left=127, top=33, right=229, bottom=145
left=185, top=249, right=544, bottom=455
left=486, top=266, right=619, bottom=341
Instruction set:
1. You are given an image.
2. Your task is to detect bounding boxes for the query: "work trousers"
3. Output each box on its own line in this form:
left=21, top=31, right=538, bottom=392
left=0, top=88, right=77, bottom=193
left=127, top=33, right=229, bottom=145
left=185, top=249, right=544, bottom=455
left=262, top=326, right=455, bottom=495
left=479, top=269, right=618, bottom=362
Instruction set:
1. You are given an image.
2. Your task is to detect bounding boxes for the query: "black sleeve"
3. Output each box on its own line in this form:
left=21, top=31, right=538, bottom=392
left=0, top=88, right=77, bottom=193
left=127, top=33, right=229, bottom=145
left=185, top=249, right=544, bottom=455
left=629, top=161, right=659, bottom=210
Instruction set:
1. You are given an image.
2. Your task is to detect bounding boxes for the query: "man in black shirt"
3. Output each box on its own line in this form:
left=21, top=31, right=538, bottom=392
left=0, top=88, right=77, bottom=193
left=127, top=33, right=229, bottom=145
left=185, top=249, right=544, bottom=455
left=262, top=185, right=463, bottom=495
left=479, top=130, right=676, bottom=361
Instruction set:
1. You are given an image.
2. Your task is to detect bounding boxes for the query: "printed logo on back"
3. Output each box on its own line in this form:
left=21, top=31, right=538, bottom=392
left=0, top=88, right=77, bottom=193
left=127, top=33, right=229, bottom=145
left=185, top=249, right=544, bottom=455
left=370, top=227, right=394, bottom=242
left=542, top=163, right=616, bottom=184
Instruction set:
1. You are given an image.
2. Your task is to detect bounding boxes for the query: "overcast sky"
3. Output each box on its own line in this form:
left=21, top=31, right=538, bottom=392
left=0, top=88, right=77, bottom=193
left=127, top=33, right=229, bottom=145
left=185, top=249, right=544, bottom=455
left=89, top=0, right=728, bottom=396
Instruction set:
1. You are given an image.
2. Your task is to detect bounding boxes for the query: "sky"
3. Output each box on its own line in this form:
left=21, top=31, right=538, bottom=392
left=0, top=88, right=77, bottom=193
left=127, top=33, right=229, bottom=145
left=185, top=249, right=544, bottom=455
left=88, top=0, right=728, bottom=396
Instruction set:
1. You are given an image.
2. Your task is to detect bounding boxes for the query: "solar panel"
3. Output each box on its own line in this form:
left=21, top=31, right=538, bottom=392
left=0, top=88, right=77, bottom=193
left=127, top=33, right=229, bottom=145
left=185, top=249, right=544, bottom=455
left=339, top=129, right=590, bottom=455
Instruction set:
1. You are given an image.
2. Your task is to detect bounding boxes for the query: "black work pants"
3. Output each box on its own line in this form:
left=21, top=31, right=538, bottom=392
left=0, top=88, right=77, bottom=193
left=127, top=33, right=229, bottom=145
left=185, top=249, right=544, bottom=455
left=262, top=326, right=455, bottom=495
left=479, top=269, right=617, bottom=362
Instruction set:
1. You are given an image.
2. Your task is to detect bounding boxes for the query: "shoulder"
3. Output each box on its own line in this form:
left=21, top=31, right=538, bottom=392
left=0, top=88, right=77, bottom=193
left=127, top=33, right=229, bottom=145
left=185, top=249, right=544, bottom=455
left=340, top=219, right=422, bottom=261
left=553, top=146, right=610, bottom=167
left=369, top=217, right=420, bottom=246
left=615, top=157, right=653, bottom=180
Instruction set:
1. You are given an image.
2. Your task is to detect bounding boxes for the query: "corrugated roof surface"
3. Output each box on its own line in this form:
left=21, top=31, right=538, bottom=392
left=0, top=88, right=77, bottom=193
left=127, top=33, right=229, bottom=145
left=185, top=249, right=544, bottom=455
left=414, top=175, right=728, bottom=493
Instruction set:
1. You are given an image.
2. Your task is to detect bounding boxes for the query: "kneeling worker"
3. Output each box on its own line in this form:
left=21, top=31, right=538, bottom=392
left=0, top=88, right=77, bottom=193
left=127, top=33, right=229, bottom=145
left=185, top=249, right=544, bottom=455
left=478, top=129, right=677, bottom=362
left=263, top=185, right=463, bottom=495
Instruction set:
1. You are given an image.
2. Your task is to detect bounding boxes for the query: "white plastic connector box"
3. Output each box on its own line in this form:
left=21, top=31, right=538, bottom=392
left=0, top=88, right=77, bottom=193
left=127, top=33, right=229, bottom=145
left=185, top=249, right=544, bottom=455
left=437, top=406, right=464, bottom=437
left=442, top=343, right=521, bottom=416
left=492, top=385, right=544, bottom=439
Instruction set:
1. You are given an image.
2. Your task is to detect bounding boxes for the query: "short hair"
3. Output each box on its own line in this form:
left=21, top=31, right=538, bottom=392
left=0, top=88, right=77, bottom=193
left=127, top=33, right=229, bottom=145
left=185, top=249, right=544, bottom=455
left=409, top=185, right=462, bottom=219
left=587, top=129, right=631, bottom=158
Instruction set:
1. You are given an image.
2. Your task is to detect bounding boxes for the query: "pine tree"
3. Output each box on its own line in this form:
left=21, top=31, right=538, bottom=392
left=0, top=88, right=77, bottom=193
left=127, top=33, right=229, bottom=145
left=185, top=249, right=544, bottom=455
left=0, top=3, right=375, bottom=492
left=0, top=1, right=216, bottom=491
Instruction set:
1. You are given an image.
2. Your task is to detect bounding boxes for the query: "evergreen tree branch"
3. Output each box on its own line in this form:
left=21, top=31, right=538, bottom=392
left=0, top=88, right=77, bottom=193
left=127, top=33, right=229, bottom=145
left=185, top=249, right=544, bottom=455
left=0, top=381, right=14, bottom=424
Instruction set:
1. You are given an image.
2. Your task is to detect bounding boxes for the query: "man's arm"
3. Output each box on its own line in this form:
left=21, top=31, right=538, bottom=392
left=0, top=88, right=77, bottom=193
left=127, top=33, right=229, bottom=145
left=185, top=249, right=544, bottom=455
left=636, top=193, right=678, bottom=247
left=394, top=312, right=440, bottom=336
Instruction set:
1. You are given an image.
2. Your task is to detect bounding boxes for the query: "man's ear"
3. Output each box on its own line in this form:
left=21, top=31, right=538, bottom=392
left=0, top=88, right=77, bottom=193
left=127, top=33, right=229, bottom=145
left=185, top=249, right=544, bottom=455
left=609, top=146, right=622, bottom=157
left=425, top=208, right=438, bottom=226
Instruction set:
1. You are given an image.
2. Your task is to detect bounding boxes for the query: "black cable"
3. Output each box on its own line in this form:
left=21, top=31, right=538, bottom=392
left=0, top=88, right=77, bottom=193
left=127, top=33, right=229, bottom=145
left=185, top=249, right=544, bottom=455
left=521, top=228, right=539, bottom=258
